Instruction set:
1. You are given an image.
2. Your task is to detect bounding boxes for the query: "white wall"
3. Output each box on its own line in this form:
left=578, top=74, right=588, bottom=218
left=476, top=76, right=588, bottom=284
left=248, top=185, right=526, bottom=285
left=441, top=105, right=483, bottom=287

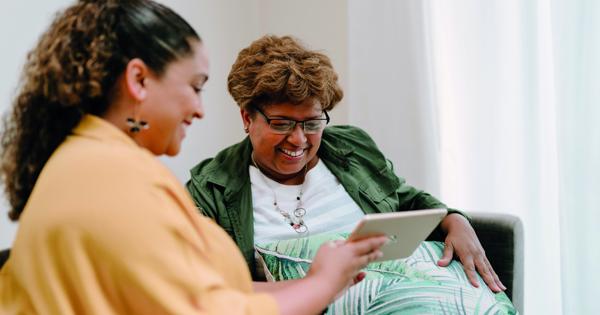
left=253, top=0, right=349, bottom=126
left=347, top=1, right=441, bottom=195
left=0, top=0, right=74, bottom=248
left=0, top=0, right=349, bottom=248
left=160, top=0, right=349, bottom=182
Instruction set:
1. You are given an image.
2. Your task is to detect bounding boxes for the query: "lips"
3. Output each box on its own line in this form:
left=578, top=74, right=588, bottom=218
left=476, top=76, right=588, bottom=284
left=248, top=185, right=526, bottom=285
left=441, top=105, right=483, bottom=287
left=180, top=120, right=192, bottom=138
left=279, top=147, right=306, bottom=158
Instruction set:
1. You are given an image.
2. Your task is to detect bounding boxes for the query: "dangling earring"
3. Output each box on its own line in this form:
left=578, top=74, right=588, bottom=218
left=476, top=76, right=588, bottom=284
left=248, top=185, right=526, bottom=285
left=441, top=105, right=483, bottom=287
left=126, top=118, right=149, bottom=133
left=126, top=100, right=149, bottom=133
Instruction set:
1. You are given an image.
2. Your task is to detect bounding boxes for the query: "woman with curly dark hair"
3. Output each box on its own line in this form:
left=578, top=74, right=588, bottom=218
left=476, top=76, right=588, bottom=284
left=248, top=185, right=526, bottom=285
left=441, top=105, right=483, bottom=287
left=0, top=2, right=386, bottom=314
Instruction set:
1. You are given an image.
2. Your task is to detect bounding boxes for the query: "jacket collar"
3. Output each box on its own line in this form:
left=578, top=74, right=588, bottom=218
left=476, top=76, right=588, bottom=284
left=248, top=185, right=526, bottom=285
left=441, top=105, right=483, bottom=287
left=204, top=137, right=253, bottom=199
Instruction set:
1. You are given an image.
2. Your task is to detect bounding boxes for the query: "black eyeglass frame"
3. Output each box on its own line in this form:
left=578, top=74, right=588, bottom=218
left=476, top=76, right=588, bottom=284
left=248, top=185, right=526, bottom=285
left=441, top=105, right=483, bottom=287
left=253, top=106, right=330, bottom=134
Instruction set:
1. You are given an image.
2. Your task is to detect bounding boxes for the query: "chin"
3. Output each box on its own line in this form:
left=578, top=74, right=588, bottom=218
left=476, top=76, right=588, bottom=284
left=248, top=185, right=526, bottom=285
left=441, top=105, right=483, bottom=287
left=157, top=140, right=181, bottom=156
left=278, top=165, right=305, bottom=175
left=165, top=146, right=181, bottom=156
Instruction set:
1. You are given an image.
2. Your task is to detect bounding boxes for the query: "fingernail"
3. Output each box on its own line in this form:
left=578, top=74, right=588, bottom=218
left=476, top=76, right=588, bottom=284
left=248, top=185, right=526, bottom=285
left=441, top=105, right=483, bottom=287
left=357, top=272, right=366, bottom=281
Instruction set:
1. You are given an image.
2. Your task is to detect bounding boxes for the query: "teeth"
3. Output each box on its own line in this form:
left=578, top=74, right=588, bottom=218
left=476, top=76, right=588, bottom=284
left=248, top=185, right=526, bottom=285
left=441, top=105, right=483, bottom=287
left=281, top=148, right=304, bottom=157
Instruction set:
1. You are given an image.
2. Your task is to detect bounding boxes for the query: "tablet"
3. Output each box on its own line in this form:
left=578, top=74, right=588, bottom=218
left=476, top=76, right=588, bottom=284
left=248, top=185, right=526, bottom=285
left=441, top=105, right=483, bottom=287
left=348, top=208, right=448, bottom=262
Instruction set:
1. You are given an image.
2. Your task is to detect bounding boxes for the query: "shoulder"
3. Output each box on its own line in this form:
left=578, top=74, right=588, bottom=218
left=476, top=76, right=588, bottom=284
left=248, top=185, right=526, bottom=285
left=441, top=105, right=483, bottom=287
left=51, top=133, right=165, bottom=186
left=186, top=138, right=252, bottom=216
left=14, top=129, right=213, bottom=281
left=29, top=134, right=182, bottom=224
left=322, top=125, right=381, bottom=154
left=323, top=125, right=377, bottom=146
left=187, top=138, right=251, bottom=212
left=320, top=125, right=391, bottom=176
left=323, top=124, right=372, bottom=139
left=188, top=137, right=251, bottom=187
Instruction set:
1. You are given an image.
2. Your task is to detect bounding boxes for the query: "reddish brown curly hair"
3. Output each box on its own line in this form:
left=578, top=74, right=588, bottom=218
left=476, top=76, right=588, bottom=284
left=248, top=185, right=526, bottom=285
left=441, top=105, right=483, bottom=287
left=227, top=35, right=343, bottom=111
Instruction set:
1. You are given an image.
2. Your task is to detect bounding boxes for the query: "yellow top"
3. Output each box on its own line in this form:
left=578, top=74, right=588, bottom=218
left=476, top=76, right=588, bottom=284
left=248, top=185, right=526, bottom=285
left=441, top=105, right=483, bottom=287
left=0, top=115, right=278, bottom=315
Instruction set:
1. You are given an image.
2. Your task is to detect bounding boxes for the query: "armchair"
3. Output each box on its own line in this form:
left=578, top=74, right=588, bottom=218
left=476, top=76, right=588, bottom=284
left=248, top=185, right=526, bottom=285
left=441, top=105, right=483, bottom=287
left=468, top=212, right=524, bottom=313
left=0, top=248, right=9, bottom=269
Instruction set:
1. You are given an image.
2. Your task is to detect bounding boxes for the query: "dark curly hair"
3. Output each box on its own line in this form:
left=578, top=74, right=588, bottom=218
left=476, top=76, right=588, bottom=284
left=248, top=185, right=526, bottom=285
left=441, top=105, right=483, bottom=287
left=227, top=35, right=343, bottom=112
left=0, top=0, right=200, bottom=221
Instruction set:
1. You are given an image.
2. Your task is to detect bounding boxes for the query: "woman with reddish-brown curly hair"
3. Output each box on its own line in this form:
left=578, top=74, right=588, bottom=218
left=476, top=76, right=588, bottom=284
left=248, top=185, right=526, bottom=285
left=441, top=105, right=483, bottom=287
left=188, top=35, right=518, bottom=314
left=0, top=2, right=387, bottom=314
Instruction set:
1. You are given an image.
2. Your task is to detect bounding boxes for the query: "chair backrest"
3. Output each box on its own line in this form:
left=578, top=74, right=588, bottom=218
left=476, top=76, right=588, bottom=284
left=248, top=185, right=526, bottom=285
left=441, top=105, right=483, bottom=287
left=0, top=248, right=10, bottom=269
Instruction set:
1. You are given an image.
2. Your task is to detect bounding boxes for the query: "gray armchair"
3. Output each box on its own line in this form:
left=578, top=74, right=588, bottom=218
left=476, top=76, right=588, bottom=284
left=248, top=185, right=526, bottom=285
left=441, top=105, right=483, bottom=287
left=468, top=212, right=524, bottom=313
left=425, top=211, right=523, bottom=313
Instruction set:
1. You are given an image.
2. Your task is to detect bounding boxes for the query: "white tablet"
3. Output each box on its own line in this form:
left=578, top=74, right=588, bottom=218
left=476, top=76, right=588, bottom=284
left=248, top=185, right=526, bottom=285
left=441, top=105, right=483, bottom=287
left=348, top=208, right=448, bottom=262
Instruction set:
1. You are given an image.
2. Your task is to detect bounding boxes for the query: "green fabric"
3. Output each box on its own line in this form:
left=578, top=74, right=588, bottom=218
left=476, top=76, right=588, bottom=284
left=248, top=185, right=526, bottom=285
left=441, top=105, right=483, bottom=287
left=187, top=125, right=466, bottom=278
left=256, top=234, right=517, bottom=315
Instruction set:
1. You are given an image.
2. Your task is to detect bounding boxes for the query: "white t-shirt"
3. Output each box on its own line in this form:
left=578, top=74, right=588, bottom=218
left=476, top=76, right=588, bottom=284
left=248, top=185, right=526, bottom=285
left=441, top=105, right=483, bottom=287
left=250, top=160, right=365, bottom=244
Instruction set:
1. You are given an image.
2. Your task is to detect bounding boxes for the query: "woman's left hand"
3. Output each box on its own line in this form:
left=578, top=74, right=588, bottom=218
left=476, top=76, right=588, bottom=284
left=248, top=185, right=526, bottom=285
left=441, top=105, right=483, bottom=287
left=437, top=213, right=507, bottom=293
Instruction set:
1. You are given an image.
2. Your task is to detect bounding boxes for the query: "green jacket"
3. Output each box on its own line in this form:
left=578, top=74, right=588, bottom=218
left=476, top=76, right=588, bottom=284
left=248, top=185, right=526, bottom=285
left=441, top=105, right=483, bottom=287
left=187, top=125, right=460, bottom=279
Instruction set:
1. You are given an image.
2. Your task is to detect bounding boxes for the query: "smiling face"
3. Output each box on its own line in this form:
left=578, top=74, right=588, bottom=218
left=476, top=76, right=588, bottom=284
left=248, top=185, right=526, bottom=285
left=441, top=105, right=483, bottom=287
left=242, top=99, right=325, bottom=184
left=137, top=41, right=209, bottom=156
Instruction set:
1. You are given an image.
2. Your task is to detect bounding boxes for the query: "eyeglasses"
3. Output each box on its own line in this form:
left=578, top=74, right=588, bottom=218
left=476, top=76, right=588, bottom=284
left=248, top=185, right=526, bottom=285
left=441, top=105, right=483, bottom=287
left=254, top=107, right=330, bottom=135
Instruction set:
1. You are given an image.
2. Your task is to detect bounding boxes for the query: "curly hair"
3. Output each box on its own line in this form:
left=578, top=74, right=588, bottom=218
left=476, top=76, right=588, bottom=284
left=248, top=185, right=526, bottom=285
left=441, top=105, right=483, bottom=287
left=0, top=0, right=200, bottom=221
left=227, top=35, right=343, bottom=111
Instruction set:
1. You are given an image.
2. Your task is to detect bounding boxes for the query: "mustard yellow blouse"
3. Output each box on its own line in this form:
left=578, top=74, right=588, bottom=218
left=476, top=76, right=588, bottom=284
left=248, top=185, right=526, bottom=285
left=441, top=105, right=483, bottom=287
left=0, top=115, right=278, bottom=314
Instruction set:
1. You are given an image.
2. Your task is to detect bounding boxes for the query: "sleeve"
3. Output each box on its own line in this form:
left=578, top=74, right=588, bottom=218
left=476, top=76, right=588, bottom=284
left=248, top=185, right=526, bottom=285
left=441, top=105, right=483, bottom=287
left=186, top=176, right=219, bottom=219
left=395, top=184, right=469, bottom=219
left=390, top=159, right=469, bottom=220
left=78, top=181, right=278, bottom=315
left=186, top=158, right=221, bottom=220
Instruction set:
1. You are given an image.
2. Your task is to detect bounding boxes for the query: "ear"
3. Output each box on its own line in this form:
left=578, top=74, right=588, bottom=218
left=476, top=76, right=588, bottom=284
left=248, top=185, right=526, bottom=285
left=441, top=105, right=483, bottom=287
left=240, top=108, right=254, bottom=130
left=124, top=58, right=149, bottom=102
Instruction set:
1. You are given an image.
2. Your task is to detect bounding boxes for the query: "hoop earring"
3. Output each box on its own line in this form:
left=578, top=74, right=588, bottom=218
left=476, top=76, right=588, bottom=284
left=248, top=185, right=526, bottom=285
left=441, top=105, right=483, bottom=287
left=126, top=117, right=149, bottom=133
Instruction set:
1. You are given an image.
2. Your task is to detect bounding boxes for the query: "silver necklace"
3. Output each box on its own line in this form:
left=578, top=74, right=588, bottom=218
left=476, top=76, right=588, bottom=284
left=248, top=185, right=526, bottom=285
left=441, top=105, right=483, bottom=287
left=251, top=153, right=309, bottom=234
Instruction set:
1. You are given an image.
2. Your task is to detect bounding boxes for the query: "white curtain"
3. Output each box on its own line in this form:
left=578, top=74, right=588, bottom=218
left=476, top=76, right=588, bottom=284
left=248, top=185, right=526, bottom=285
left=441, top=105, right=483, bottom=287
left=348, top=0, right=599, bottom=314
left=552, top=0, right=600, bottom=313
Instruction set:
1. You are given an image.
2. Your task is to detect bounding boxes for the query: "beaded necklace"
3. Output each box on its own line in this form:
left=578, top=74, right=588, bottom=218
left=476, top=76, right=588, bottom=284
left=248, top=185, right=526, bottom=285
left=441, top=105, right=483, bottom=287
left=251, top=153, right=309, bottom=234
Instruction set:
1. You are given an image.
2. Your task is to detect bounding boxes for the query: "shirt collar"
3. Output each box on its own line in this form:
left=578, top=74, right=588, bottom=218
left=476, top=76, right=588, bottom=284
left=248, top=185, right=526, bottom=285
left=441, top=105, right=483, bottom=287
left=72, top=114, right=139, bottom=148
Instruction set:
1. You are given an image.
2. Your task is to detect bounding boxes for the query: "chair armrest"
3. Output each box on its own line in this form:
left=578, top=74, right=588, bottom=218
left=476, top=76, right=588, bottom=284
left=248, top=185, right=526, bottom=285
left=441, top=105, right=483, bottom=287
left=469, top=212, right=523, bottom=313
left=0, top=248, right=10, bottom=269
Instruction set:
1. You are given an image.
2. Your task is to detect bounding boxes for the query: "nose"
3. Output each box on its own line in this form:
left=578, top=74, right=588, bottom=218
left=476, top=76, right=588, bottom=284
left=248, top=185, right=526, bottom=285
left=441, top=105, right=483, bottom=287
left=193, top=98, right=205, bottom=120
left=286, top=123, right=307, bottom=145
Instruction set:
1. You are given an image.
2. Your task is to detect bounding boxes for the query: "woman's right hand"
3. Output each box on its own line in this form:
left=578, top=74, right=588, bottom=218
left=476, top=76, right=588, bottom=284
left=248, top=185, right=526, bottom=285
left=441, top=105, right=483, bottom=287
left=307, top=236, right=387, bottom=300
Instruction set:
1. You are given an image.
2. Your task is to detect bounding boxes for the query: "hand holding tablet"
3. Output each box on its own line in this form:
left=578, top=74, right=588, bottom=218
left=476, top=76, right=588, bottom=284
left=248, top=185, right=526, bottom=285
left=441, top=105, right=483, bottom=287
left=347, top=209, right=448, bottom=262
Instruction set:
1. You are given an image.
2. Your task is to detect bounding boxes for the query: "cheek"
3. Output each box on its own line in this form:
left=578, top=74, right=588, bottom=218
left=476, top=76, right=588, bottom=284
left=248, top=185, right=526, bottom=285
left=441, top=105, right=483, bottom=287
left=307, top=135, right=322, bottom=150
left=256, top=136, right=279, bottom=152
left=250, top=128, right=280, bottom=148
left=184, top=93, right=200, bottom=110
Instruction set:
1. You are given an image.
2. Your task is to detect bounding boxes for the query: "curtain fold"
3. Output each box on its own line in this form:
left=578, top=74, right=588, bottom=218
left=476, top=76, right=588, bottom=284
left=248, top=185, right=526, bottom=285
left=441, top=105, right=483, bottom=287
left=349, top=0, right=599, bottom=313
left=553, top=1, right=600, bottom=314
